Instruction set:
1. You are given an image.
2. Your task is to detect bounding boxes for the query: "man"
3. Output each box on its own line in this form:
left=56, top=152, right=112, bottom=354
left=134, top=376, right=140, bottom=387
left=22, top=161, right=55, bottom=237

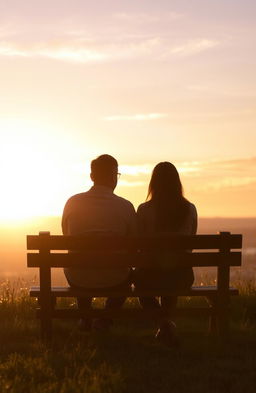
left=62, top=154, right=136, bottom=327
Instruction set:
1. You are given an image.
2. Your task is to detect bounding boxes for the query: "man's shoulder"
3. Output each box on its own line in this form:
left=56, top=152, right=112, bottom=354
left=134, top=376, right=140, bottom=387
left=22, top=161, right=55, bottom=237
left=64, top=191, right=90, bottom=206
left=112, top=194, right=135, bottom=211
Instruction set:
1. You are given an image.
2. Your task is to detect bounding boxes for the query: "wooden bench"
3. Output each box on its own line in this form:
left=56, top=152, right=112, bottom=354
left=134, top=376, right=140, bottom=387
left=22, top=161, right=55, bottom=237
left=27, top=231, right=242, bottom=340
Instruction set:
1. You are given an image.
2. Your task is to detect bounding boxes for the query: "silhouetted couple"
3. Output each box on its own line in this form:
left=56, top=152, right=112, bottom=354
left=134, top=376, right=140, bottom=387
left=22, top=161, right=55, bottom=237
left=62, top=154, right=197, bottom=344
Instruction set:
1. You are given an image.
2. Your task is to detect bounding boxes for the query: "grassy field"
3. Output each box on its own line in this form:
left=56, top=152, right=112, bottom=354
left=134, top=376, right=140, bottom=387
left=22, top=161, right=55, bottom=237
left=0, top=280, right=256, bottom=393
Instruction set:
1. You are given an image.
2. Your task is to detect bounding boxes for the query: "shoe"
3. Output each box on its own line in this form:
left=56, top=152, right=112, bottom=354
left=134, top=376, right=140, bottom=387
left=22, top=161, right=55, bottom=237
left=78, top=318, right=92, bottom=332
left=155, top=321, right=181, bottom=348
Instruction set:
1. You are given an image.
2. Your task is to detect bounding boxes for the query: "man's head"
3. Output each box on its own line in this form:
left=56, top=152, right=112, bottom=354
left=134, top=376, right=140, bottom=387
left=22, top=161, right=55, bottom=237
left=90, top=154, right=118, bottom=190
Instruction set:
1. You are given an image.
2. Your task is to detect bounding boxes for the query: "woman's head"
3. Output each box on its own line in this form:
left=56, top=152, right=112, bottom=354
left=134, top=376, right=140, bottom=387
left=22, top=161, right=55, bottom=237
left=147, top=162, right=189, bottom=231
left=147, top=162, right=183, bottom=202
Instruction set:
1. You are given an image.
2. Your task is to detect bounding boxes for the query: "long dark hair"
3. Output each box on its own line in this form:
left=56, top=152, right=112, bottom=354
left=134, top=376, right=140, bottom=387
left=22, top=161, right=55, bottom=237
left=147, top=162, right=190, bottom=231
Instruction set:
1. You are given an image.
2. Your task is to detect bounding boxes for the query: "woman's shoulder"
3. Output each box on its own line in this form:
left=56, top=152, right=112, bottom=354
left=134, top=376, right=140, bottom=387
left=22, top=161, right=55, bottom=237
left=137, top=201, right=155, bottom=232
left=137, top=201, right=153, bottom=212
left=186, top=202, right=198, bottom=222
left=188, top=201, right=197, bottom=211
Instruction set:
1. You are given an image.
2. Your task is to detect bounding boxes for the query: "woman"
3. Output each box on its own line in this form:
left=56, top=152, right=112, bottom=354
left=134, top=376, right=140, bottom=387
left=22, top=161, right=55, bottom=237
left=135, top=162, right=197, bottom=344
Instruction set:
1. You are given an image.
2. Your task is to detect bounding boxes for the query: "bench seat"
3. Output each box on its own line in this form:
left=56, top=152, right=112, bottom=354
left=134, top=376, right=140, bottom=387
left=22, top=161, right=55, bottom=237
left=30, top=285, right=239, bottom=298
left=31, top=286, right=239, bottom=320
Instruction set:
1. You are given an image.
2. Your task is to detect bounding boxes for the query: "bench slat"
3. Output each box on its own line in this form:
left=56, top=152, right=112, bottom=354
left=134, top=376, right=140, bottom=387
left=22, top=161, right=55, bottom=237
left=27, top=234, right=242, bottom=251
left=27, top=251, right=242, bottom=268
left=30, top=286, right=239, bottom=298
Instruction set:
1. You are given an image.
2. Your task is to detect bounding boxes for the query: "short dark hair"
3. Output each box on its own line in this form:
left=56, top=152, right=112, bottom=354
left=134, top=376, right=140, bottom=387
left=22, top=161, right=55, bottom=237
left=91, top=154, right=118, bottom=182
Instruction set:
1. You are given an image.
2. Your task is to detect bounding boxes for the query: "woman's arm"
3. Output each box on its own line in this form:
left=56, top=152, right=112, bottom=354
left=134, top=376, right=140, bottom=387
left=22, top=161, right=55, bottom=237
left=191, top=204, right=198, bottom=235
left=137, top=204, right=146, bottom=234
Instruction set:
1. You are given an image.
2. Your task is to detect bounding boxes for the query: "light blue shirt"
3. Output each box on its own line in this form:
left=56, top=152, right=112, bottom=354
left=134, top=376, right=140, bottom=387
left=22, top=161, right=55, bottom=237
left=62, top=185, right=136, bottom=288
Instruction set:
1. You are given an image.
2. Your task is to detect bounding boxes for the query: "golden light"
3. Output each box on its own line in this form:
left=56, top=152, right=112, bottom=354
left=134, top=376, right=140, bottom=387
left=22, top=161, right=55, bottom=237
left=0, top=119, right=71, bottom=222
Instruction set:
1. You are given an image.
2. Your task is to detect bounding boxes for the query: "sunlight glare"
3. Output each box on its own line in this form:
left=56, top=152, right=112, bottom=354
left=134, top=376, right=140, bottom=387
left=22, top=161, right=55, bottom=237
left=0, top=119, right=72, bottom=221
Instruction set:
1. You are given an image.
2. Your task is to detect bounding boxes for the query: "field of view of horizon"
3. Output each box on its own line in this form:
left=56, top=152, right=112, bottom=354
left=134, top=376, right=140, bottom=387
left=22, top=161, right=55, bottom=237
left=0, top=1, right=256, bottom=276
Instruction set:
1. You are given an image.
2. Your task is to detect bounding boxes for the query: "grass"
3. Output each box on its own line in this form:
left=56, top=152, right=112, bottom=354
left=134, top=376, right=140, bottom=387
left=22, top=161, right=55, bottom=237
left=0, top=280, right=256, bottom=393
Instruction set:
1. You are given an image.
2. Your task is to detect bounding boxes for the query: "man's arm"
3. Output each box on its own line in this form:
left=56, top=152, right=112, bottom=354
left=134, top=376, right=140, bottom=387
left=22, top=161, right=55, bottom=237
left=127, top=203, right=137, bottom=235
left=61, top=199, right=70, bottom=235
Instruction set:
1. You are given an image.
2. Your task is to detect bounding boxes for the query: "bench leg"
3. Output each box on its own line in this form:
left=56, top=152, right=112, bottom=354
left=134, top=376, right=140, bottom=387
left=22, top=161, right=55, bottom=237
left=206, top=296, right=218, bottom=335
left=38, top=297, right=54, bottom=341
left=41, top=315, right=52, bottom=341
left=207, top=296, right=230, bottom=338
left=217, top=303, right=230, bottom=338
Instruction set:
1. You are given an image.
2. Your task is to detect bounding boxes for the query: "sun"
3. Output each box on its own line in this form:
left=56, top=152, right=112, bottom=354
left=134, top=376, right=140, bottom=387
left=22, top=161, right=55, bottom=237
left=0, top=119, right=68, bottom=222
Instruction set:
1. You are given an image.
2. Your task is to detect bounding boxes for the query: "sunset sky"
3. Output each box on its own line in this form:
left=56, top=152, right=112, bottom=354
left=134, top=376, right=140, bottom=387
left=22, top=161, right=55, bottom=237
left=1, top=0, right=256, bottom=221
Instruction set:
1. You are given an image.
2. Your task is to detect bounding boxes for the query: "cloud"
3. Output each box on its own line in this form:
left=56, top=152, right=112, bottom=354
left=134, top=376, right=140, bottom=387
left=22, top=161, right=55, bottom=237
left=203, top=177, right=256, bottom=191
left=0, top=34, right=220, bottom=63
left=39, top=47, right=107, bottom=63
left=0, top=42, right=108, bottom=63
left=119, top=165, right=152, bottom=176
left=182, top=157, right=256, bottom=192
left=0, top=44, right=28, bottom=57
left=104, top=113, right=168, bottom=121
left=170, top=39, right=219, bottom=56
left=116, top=162, right=199, bottom=188
left=118, top=180, right=146, bottom=187
left=0, top=35, right=161, bottom=63
left=119, top=163, right=200, bottom=179
left=119, top=157, right=256, bottom=191
left=202, top=157, right=256, bottom=173
left=69, top=157, right=256, bottom=193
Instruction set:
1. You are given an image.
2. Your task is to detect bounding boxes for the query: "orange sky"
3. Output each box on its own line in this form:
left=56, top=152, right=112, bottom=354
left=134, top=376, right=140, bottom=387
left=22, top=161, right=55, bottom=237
left=1, top=1, right=256, bottom=220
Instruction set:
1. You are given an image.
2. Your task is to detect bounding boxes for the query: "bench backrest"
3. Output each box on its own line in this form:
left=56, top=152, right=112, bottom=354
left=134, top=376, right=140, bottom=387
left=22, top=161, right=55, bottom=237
left=27, top=232, right=242, bottom=302
left=28, top=232, right=241, bottom=283
left=27, top=231, right=242, bottom=268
